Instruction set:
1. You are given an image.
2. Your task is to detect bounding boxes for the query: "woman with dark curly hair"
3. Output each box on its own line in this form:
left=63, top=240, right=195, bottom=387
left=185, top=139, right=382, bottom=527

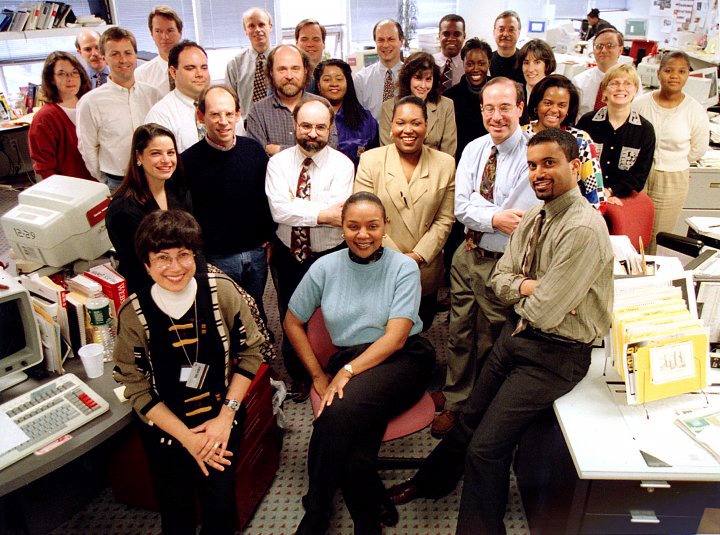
left=314, top=59, right=378, bottom=168
left=517, top=39, right=556, bottom=103
left=379, top=51, right=457, bottom=157
left=28, top=51, right=94, bottom=180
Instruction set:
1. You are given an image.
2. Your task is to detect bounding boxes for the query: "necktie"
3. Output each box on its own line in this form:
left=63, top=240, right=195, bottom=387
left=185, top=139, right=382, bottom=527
left=466, top=146, right=497, bottom=251
left=95, top=71, right=107, bottom=87
left=441, top=58, right=453, bottom=92
left=290, top=157, right=314, bottom=263
left=382, top=69, right=394, bottom=102
left=593, top=85, right=605, bottom=111
left=252, top=53, right=268, bottom=103
left=513, top=210, right=546, bottom=335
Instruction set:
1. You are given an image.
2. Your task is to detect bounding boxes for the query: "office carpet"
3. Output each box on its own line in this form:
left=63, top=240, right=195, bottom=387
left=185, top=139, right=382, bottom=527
left=0, top=181, right=530, bottom=535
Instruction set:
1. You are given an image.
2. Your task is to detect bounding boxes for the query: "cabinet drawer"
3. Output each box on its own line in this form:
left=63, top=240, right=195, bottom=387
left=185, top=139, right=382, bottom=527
left=580, top=513, right=701, bottom=534
left=244, top=364, right=272, bottom=418
left=238, top=399, right=274, bottom=460
left=584, top=480, right=716, bottom=516
left=235, top=426, right=280, bottom=530
left=686, top=168, right=720, bottom=209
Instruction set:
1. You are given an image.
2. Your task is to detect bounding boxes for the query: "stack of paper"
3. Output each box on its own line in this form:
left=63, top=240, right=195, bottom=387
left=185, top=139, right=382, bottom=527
left=610, top=274, right=709, bottom=405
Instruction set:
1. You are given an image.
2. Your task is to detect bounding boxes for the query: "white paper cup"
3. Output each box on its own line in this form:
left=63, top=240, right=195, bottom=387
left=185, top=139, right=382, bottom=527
left=78, top=343, right=105, bottom=379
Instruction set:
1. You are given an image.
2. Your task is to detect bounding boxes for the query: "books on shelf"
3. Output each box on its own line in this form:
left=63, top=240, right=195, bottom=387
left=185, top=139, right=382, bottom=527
left=0, top=2, right=77, bottom=32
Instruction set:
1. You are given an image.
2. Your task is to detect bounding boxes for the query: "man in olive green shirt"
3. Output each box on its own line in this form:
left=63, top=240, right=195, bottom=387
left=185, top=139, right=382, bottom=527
left=387, top=128, right=613, bottom=534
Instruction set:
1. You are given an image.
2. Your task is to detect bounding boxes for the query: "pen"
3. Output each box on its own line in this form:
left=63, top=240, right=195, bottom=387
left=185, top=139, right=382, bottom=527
left=708, top=224, right=720, bottom=228
left=639, top=236, right=648, bottom=275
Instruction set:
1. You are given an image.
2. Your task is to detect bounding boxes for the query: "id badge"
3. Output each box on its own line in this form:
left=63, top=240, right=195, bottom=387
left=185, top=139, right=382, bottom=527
left=186, top=362, right=208, bottom=389
left=179, top=366, right=192, bottom=383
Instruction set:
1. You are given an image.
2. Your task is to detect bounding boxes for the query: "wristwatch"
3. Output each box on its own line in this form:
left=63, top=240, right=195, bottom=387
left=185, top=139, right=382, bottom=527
left=223, top=398, right=241, bottom=411
left=343, top=364, right=354, bottom=377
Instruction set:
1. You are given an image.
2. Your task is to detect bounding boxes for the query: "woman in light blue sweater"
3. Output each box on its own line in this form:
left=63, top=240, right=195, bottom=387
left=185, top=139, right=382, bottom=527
left=284, top=192, right=436, bottom=534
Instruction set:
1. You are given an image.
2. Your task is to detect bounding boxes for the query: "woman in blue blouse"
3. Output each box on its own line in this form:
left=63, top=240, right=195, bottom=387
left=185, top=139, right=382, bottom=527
left=314, top=59, right=379, bottom=168
left=285, top=192, right=435, bottom=534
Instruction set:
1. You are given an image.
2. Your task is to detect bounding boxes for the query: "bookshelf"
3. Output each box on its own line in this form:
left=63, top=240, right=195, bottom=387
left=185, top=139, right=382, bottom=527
left=0, top=25, right=113, bottom=42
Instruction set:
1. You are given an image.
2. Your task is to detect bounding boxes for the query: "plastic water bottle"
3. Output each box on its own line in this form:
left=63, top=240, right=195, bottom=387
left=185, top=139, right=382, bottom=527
left=86, top=296, right=115, bottom=362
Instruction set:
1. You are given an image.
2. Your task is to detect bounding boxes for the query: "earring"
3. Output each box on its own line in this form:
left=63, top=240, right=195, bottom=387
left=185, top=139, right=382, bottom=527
left=341, top=233, right=346, bottom=239
left=383, top=234, right=388, bottom=239
left=136, top=161, right=142, bottom=166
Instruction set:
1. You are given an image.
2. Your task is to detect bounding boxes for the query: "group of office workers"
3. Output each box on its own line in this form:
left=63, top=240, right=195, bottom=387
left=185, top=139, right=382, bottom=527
left=21, top=4, right=713, bottom=534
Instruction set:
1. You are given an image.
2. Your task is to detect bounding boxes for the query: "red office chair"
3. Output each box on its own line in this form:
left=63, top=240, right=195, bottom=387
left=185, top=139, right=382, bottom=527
left=306, top=309, right=435, bottom=467
left=603, top=190, right=655, bottom=251
left=629, top=40, right=658, bottom=65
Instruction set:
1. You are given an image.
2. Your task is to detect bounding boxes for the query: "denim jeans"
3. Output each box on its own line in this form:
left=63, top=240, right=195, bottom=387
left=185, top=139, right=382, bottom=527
left=101, top=172, right=123, bottom=194
left=207, top=247, right=268, bottom=325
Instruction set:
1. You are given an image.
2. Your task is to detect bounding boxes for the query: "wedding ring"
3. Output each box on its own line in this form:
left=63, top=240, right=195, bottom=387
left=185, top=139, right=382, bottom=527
left=213, top=442, right=220, bottom=449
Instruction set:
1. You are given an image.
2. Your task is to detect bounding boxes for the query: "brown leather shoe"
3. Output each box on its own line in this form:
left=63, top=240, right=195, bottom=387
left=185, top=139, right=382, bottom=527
left=429, top=390, right=446, bottom=411
left=387, top=479, right=420, bottom=506
left=431, top=410, right=457, bottom=438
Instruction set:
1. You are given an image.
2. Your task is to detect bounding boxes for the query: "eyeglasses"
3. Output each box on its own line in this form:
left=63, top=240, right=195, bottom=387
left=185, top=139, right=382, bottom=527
left=606, top=79, right=635, bottom=89
left=593, top=43, right=619, bottom=51
left=206, top=111, right=238, bottom=121
left=298, top=122, right=329, bottom=134
left=149, top=251, right=195, bottom=270
left=55, top=70, right=81, bottom=79
left=481, top=104, right=516, bottom=116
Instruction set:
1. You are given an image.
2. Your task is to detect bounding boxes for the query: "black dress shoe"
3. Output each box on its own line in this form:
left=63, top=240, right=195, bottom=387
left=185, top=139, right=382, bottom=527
left=290, top=381, right=311, bottom=403
left=387, top=479, right=420, bottom=506
left=379, top=495, right=399, bottom=526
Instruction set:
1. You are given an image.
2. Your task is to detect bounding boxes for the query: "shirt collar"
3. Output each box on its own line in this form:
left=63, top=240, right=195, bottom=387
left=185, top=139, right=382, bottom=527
left=293, top=144, right=329, bottom=167
left=106, top=77, right=136, bottom=92
left=250, top=47, right=269, bottom=60
left=544, top=186, right=582, bottom=219
left=495, top=126, right=525, bottom=156
left=590, top=107, right=643, bottom=126
left=173, top=88, right=196, bottom=107
left=205, top=135, right=237, bottom=151
left=271, top=92, right=304, bottom=111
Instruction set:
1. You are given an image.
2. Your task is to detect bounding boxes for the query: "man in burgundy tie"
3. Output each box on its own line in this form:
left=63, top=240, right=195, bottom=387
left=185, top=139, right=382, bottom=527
left=388, top=127, right=614, bottom=534
left=433, top=14, right=466, bottom=92
left=265, top=96, right=354, bottom=401
left=428, top=77, right=540, bottom=438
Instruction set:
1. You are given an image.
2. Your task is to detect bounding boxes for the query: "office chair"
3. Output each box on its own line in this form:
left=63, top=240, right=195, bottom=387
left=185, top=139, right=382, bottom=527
left=306, top=309, right=435, bottom=468
left=629, top=40, right=658, bottom=65
left=603, top=191, right=654, bottom=251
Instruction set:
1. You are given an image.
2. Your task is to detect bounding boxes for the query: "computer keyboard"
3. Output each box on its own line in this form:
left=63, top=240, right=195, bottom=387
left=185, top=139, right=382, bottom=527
left=0, top=373, right=109, bottom=471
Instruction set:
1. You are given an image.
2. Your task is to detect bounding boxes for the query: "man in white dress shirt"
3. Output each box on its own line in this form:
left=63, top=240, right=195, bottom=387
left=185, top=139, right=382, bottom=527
left=265, top=96, right=354, bottom=400
left=225, top=7, right=273, bottom=118
left=434, top=14, right=466, bottom=92
left=75, top=29, right=109, bottom=88
left=135, top=5, right=183, bottom=96
left=353, top=19, right=404, bottom=120
left=77, top=27, right=161, bottom=192
left=573, top=28, right=626, bottom=117
left=145, top=41, right=211, bottom=153
left=295, top=19, right=325, bottom=94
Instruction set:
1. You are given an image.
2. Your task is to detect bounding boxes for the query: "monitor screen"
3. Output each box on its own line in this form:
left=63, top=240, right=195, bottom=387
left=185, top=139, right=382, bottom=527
left=528, top=20, right=547, bottom=34
left=0, top=300, right=25, bottom=359
left=625, top=19, right=648, bottom=39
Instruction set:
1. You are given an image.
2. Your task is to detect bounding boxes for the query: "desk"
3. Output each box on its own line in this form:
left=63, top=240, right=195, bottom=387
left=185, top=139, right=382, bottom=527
left=0, top=359, right=132, bottom=497
left=515, top=348, right=720, bottom=534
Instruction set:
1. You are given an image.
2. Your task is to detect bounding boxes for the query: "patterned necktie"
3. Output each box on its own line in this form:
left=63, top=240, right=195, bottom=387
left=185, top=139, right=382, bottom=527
left=441, top=58, right=453, bottom=92
left=252, top=53, right=268, bottom=103
left=95, top=71, right=107, bottom=87
left=466, top=146, right=497, bottom=250
left=382, top=69, right=394, bottom=102
left=593, top=85, right=605, bottom=111
left=513, top=210, right=546, bottom=335
left=290, top=157, right=314, bottom=263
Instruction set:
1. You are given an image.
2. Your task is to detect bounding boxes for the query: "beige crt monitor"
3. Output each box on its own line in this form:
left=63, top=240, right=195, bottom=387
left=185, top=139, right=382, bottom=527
left=348, top=49, right=380, bottom=74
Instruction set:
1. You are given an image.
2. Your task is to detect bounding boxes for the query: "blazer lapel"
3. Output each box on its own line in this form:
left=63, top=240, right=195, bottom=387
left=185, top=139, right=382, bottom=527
left=426, top=100, right=438, bottom=144
left=385, top=147, right=420, bottom=241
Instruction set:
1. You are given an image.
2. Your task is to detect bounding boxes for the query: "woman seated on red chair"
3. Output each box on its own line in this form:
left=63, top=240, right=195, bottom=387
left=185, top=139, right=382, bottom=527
left=284, top=191, right=436, bottom=534
left=576, top=64, right=655, bottom=205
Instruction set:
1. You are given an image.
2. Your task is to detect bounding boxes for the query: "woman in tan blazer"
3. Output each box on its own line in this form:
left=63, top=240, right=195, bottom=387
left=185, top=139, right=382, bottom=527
left=356, top=95, right=455, bottom=330
left=379, top=52, right=457, bottom=158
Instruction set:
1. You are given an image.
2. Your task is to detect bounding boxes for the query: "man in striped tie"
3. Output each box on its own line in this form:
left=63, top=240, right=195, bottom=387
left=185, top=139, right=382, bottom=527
left=388, top=127, right=613, bottom=535
left=433, top=14, right=466, bottom=93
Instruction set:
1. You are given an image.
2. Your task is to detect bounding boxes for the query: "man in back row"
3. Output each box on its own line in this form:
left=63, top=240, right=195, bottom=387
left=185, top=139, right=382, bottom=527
left=490, top=11, right=524, bottom=83
left=390, top=127, right=614, bottom=534
left=353, top=19, right=404, bottom=120
left=295, top=19, right=326, bottom=94
left=75, top=29, right=109, bottom=88
left=135, top=5, right=184, bottom=96
left=77, top=27, right=161, bottom=192
left=434, top=14, right=466, bottom=92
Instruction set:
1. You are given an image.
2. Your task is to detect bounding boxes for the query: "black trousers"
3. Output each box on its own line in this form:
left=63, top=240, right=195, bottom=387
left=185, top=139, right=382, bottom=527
left=297, top=336, right=436, bottom=534
left=413, top=319, right=591, bottom=535
left=269, top=239, right=345, bottom=384
left=139, top=410, right=245, bottom=535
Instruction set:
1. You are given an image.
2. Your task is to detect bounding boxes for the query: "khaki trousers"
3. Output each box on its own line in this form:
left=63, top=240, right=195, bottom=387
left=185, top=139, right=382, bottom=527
left=643, top=168, right=689, bottom=254
left=443, top=243, right=510, bottom=411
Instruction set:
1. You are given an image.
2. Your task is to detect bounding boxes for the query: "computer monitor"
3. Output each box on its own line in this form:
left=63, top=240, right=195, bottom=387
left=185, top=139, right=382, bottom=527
left=625, top=19, right=648, bottom=40
left=0, top=269, right=43, bottom=391
left=1, top=175, right=112, bottom=267
left=347, top=49, right=380, bottom=73
left=684, top=67, right=720, bottom=109
left=527, top=20, right=547, bottom=38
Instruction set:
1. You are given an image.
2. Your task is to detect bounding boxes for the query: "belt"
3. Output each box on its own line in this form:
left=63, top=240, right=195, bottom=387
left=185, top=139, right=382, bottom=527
left=472, top=247, right=503, bottom=260
left=522, top=325, right=591, bottom=349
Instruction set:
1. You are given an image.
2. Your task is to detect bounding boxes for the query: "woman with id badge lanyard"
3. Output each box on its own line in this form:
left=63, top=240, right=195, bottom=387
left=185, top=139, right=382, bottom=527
left=113, top=209, right=268, bottom=535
